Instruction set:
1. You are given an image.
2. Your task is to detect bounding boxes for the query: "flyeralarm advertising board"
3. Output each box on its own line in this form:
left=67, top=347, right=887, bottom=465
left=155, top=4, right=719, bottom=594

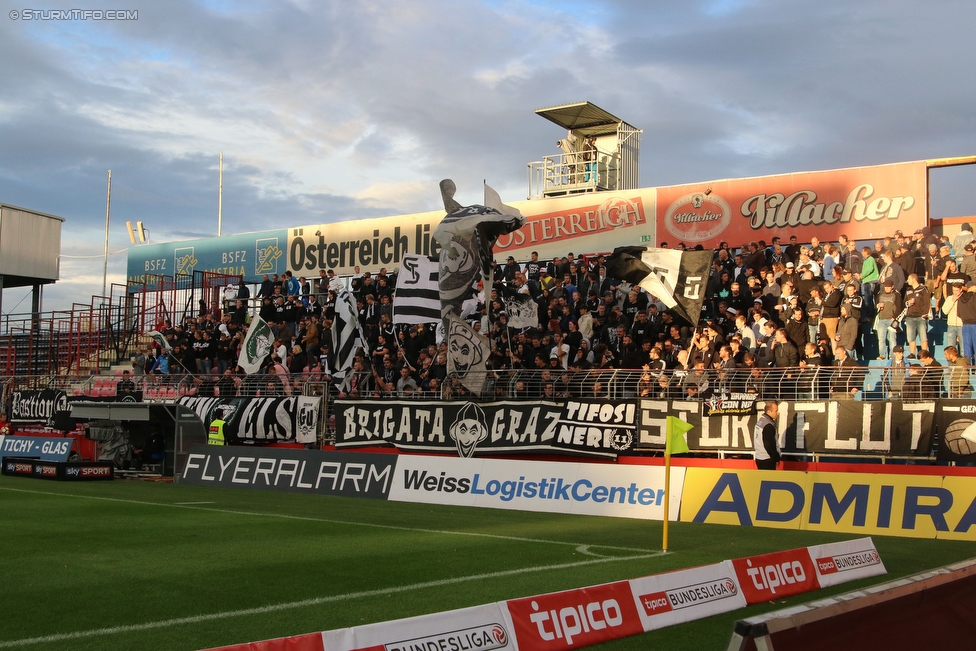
left=658, top=160, right=926, bottom=248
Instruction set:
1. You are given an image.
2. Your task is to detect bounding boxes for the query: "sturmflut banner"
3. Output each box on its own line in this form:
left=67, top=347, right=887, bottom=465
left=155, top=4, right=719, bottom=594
left=334, top=398, right=639, bottom=458
left=637, top=399, right=934, bottom=456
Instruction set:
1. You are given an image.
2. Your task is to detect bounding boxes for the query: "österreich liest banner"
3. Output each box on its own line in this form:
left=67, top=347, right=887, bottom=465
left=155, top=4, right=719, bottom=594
left=335, top=399, right=639, bottom=458
left=202, top=539, right=885, bottom=651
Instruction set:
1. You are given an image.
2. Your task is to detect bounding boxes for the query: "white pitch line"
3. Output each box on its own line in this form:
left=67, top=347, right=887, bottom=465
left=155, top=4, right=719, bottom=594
left=173, top=501, right=215, bottom=505
left=0, top=486, right=659, bottom=554
left=0, top=551, right=663, bottom=648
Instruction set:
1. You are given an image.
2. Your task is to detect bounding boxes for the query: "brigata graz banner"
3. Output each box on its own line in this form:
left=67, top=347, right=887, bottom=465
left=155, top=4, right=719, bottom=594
left=638, top=399, right=934, bottom=456
left=334, top=398, right=639, bottom=458
left=178, top=395, right=319, bottom=443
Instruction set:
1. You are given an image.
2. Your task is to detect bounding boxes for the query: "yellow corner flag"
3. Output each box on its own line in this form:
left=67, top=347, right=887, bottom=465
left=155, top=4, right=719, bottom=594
left=662, top=416, right=693, bottom=553
left=665, top=416, right=692, bottom=456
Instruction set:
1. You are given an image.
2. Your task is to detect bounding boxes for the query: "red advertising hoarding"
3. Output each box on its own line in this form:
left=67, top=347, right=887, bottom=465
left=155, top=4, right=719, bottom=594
left=657, top=160, right=927, bottom=248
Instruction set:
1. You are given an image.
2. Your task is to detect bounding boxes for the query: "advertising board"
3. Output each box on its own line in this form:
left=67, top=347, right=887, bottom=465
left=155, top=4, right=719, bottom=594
left=680, top=468, right=976, bottom=540
left=387, top=456, right=683, bottom=522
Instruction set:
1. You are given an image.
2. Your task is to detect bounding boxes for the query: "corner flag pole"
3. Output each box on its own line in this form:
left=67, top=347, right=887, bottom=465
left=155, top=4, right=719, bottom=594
left=663, top=435, right=673, bottom=553
left=663, top=416, right=692, bottom=553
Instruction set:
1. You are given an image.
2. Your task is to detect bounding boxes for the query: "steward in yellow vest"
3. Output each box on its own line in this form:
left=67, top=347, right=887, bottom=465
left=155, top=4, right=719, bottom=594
left=208, top=418, right=226, bottom=445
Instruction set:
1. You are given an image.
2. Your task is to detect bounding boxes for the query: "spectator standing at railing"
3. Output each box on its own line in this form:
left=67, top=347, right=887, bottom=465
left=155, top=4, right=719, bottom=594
left=830, top=346, right=861, bottom=398
left=942, top=282, right=965, bottom=352
left=944, top=346, right=970, bottom=398
left=883, top=346, right=909, bottom=398
left=914, top=350, right=943, bottom=399
left=875, top=280, right=903, bottom=359
left=258, top=274, right=274, bottom=298
left=903, top=274, right=931, bottom=359
left=117, top=370, right=137, bottom=398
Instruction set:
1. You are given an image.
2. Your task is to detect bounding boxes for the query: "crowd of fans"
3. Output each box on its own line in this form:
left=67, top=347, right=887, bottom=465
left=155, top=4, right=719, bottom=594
left=134, top=223, right=976, bottom=402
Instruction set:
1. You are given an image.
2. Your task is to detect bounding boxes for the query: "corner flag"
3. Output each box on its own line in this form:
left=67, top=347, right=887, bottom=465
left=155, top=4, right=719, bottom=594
left=665, top=416, right=692, bottom=456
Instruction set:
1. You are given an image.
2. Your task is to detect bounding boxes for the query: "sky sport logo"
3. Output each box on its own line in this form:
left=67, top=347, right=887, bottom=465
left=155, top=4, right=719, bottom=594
left=384, top=623, right=509, bottom=651
left=9, top=9, right=138, bottom=20
left=638, top=578, right=739, bottom=616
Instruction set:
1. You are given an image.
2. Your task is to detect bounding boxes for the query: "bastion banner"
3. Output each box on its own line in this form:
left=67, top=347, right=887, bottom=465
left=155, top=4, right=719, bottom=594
left=637, top=399, right=934, bottom=456
left=333, top=398, right=639, bottom=458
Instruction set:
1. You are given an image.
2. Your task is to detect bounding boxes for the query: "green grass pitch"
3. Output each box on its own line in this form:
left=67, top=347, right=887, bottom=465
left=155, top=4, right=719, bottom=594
left=2, top=474, right=975, bottom=651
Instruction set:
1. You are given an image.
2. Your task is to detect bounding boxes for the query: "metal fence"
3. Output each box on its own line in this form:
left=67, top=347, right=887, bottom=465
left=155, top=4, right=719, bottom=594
left=3, top=363, right=958, bottom=404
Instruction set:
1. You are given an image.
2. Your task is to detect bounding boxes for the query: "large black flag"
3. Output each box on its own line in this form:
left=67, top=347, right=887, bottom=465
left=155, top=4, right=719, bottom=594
left=606, top=247, right=712, bottom=326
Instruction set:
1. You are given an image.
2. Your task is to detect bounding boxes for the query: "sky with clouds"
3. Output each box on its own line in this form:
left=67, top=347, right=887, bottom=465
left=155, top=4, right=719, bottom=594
left=1, top=0, right=974, bottom=313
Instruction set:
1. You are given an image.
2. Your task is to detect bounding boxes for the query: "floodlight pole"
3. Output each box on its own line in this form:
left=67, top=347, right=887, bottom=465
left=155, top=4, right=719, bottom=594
left=218, top=152, right=223, bottom=236
left=102, top=169, right=112, bottom=296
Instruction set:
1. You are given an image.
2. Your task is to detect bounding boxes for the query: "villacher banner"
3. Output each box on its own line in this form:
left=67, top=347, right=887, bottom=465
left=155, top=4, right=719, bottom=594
left=637, top=399, right=934, bottom=456
left=334, top=398, right=640, bottom=458
left=178, top=395, right=319, bottom=443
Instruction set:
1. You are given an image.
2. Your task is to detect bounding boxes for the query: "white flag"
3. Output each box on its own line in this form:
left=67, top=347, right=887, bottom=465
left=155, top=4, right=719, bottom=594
left=237, top=316, right=273, bottom=375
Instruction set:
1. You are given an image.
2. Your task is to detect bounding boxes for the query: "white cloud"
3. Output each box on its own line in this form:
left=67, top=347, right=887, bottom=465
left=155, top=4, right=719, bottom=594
left=0, top=0, right=974, bottom=313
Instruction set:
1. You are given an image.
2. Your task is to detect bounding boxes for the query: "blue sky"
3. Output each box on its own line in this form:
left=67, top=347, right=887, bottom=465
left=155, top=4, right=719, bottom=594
left=1, top=0, right=974, bottom=311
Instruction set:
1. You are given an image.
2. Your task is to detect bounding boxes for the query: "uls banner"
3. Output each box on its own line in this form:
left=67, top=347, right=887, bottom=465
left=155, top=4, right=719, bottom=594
left=334, top=398, right=640, bottom=458
left=178, top=395, right=319, bottom=443
left=638, top=399, right=934, bottom=457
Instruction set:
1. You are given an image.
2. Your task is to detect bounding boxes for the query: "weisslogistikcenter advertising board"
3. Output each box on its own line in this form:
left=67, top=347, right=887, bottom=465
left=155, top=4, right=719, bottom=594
left=387, top=456, right=684, bottom=521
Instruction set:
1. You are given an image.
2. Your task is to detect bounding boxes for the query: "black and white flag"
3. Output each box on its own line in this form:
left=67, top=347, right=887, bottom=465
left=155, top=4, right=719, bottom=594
left=237, top=316, right=272, bottom=375
left=147, top=330, right=172, bottom=351
left=331, top=280, right=364, bottom=380
left=605, top=247, right=712, bottom=326
left=433, top=180, right=525, bottom=323
left=393, top=254, right=440, bottom=325
left=447, top=314, right=491, bottom=397
left=503, top=294, right=538, bottom=330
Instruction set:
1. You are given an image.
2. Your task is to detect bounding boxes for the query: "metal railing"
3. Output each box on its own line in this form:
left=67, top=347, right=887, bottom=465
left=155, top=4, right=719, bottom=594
left=527, top=150, right=619, bottom=198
